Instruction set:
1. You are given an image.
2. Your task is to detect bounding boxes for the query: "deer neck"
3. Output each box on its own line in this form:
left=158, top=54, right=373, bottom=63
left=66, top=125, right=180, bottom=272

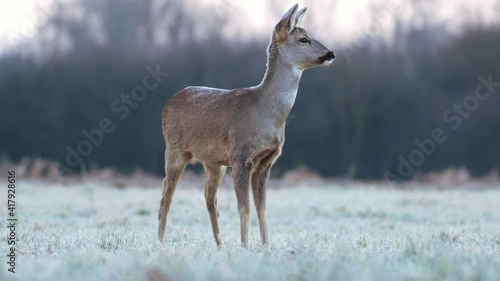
left=257, top=47, right=303, bottom=119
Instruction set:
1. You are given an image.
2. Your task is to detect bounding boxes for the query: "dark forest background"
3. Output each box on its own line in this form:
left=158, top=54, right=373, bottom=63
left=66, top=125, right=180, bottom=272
left=0, top=0, right=499, bottom=179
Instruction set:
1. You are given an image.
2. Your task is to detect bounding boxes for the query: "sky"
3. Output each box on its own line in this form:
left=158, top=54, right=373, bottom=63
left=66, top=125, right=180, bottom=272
left=0, top=0, right=498, bottom=54
left=203, top=0, right=499, bottom=45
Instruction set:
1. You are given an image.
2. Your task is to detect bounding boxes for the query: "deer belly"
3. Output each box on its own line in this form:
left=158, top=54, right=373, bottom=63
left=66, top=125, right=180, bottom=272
left=188, top=140, right=231, bottom=166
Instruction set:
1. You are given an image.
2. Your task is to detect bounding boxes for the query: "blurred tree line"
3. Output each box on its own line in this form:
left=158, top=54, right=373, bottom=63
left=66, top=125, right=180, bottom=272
left=0, top=0, right=499, bottom=179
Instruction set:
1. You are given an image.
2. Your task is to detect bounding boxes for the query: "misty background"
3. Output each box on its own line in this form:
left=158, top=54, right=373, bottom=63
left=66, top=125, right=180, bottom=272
left=0, top=0, right=499, bottom=180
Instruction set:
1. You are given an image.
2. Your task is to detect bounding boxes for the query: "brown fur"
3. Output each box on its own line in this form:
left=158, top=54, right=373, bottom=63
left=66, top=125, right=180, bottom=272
left=157, top=4, right=334, bottom=248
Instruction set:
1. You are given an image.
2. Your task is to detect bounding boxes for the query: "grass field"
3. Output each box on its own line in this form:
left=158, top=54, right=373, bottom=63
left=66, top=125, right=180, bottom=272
left=1, top=179, right=499, bottom=281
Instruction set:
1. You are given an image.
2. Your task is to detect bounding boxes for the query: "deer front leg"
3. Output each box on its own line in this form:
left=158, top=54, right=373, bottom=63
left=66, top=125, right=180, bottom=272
left=251, top=149, right=280, bottom=245
left=232, top=162, right=251, bottom=247
left=251, top=165, right=270, bottom=245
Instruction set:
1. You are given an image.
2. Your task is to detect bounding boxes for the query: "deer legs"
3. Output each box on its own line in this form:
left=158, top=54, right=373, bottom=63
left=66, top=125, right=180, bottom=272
left=233, top=149, right=280, bottom=247
left=251, top=165, right=271, bottom=245
left=204, top=165, right=227, bottom=249
left=158, top=151, right=189, bottom=242
left=232, top=163, right=252, bottom=247
left=251, top=148, right=280, bottom=245
left=158, top=148, right=279, bottom=248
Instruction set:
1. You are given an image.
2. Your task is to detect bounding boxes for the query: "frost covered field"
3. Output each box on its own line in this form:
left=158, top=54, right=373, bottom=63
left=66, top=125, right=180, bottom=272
left=1, top=179, right=499, bottom=281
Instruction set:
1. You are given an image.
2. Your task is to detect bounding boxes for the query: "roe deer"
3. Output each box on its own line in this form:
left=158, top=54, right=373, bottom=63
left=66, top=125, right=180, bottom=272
left=158, top=4, right=335, bottom=248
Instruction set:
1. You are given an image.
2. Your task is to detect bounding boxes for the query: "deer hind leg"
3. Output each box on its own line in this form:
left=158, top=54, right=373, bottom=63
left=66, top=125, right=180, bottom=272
left=251, top=149, right=280, bottom=245
left=232, top=161, right=252, bottom=247
left=204, top=164, right=227, bottom=249
left=157, top=150, right=189, bottom=242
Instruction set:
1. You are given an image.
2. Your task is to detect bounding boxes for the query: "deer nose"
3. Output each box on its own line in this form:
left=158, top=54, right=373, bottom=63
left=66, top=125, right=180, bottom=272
left=319, top=51, right=335, bottom=63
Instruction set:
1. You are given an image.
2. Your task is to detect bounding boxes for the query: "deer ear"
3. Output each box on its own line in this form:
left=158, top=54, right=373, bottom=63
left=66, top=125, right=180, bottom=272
left=294, top=7, right=307, bottom=27
left=274, top=4, right=299, bottom=41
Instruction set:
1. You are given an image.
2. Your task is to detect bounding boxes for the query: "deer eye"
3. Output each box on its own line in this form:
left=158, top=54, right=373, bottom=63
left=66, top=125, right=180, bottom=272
left=299, top=38, right=309, bottom=44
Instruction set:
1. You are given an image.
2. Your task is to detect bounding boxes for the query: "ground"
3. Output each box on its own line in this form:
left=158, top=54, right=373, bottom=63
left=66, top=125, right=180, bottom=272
left=1, top=179, right=499, bottom=281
